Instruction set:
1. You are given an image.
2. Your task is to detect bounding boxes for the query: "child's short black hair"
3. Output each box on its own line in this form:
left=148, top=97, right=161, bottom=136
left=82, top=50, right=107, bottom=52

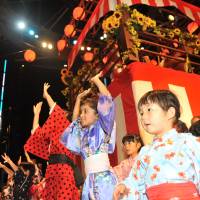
left=122, top=134, right=142, bottom=145
left=189, top=120, right=200, bottom=137
left=138, top=90, right=180, bottom=125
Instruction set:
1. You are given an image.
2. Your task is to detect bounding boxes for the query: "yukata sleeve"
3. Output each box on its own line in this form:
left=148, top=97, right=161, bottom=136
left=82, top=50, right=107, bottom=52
left=24, top=126, right=50, bottom=160
left=60, top=119, right=81, bottom=154
left=24, top=105, right=70, bottom=160
left=120, top=147, right=149, bottom=200
left=184, top=133, right=200, bottom=194
left=97, top=95, right=115, bottom=135
left=43, top=104, right=70, bottom=138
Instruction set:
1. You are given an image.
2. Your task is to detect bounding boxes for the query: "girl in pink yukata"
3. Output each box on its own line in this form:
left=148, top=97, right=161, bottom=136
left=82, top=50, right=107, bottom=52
left=61, top=72, right=117, bottom=200
left=114, top=90, right=200, bottom=200
left=112, top=135, right=142, bottom=182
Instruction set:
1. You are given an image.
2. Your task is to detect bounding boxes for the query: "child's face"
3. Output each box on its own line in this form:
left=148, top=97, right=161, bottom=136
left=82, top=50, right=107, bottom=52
left=139, top=102, right=174, bottom=136
left=80, top=104, right=98, bottom=128
left=123, top=141, right=140, bottom=157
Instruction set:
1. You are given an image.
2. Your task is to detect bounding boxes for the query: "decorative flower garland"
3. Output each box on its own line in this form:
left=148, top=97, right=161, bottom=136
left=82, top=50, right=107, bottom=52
left=102, top=4, right=200, bottom=56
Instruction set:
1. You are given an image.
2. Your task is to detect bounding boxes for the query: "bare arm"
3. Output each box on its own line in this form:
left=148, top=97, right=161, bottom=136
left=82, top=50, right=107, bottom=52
left=1, top=153, right=18, bottom=172
left=90, top=72, right=110, bottom=96
left=32, top=102, right=43, bottom=132
left=0, top=162, right=14, bottom=177
left=72, top=89, right=91, bottom=121
left=43, top=82, right=55, bottom=110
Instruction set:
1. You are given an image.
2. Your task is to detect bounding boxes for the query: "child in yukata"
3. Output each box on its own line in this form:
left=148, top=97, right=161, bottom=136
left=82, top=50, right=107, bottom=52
left=113, top=89, right=200, bottom=200
left=25, top=83, right=82, bottom=200
left=112, top=135, right=143, bottom=182
left=61, top=72, right=117, bottom=200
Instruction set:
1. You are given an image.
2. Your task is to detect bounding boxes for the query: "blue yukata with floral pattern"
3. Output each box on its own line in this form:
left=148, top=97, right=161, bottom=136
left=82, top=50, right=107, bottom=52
left=120, top=129, right=200, bottom=200
left=61, top=95, right=117, bottom=200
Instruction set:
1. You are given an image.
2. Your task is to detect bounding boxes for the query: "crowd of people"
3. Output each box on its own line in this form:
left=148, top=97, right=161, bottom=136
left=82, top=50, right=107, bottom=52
left=1, top=72, right=200, bottom=199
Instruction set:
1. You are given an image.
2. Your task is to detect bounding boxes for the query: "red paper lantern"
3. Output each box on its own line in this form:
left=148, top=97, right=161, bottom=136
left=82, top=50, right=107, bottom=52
left=57, top=39, right=67, bottom=52
left=73, top=7, right=85, bottom=20
left=24, top=49, right=36, bottom=62
left=83, top=52, right=94, bottom=62
left=64, top=24, right=76, bottom=37
left=187, top=22, right=199, bottom=34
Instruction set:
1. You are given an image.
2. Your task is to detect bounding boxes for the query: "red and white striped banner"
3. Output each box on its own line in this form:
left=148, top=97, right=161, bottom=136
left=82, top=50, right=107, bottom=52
left=67, top=0, right=200, bottom=68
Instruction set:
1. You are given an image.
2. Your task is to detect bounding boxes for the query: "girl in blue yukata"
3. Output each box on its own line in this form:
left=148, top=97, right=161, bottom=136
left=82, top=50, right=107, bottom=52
left=61, top=72, right=117, bottom=200
left=113, top=90, right=200, bottom=200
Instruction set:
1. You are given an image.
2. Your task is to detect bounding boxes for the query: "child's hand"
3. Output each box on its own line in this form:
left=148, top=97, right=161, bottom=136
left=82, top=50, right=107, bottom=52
left=77, top=88, right=91, bottom=100
left=17, top=156, right=22, bottom=166
left=1, top=153, right=11, bottom=164
left=43, top=82, right=50, bottom=99
left=33, top=102, right=43, bottom=115
left=113, top=184, right=130, bottom=199
left=90, top=71, right=103, bottom=83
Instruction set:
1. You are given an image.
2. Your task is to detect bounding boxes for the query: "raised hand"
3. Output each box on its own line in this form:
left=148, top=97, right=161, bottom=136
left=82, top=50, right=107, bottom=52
left=90, top=71, right=103, bottom=83
left=24, top=151, right=33, bottom=164
left=1, top=153, right=11, bottom=164
left=77, top=88, right=91, bottom=100
left=17, top=156, right=22, bottom=166
left=43, top=82, right=50, bottom=99
left=33, top=102, right=43, bottom=116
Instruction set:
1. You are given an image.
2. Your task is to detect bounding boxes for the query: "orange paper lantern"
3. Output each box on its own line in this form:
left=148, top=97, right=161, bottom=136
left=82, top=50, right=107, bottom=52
left=64, top=24, right=76, bottom=37
left=73, top=7, right=85, bottom=20
left=57, top=39, right=67, bottom=52
left=83, top=52, right=94, bottom=62
left=187, top=22, right=199, bottom=34
left=24, top=49, right=36, bottom=62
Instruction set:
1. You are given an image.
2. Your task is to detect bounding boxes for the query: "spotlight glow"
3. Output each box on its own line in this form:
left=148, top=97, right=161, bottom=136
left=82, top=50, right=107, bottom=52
left=86, top=47, right=91, bottom=51
left=73, top=40, right=77, bottom=45
left=48, top=44, right=53, bottom=50
left=17, top=21, right=26, bottom=30
left=29, top=30, right=35, bottom=35
left=168, top=15, right=175, bottom=21
left=103, top=33, right=107, bottom=38
left=41, top=42, right=47, bottom=48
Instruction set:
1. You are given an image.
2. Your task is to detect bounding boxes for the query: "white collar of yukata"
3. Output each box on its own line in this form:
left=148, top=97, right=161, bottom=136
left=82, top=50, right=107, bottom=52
left=153, top=128, right=177, bottom=143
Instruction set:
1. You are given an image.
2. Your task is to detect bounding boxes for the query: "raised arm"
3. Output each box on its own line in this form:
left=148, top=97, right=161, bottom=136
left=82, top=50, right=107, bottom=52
left=72, top=89, right=91, bottom=121
left=1, top=153, right=18, bottom=172
left=0, top=162, right=14, bottom=177
left=32, top=102, right=43, bottom=133
left=43, top=82, right=55, bottom=110
left=90, top=72, right=110, bottom=96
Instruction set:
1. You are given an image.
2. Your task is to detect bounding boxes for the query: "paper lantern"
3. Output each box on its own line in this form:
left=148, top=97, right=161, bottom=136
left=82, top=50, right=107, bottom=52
left=83, top=52, right=94, bottom=62
left=187, top=22, right=199, bottom=34
left=24, top=49, right=36, bottom=62
left=73, top=7, right=85, bottom=20
left=64, top=24, right=76, bottom=37
left=57, top=39, right=67, bottom=52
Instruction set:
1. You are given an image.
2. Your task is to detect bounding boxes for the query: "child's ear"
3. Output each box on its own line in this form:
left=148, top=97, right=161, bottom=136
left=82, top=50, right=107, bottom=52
left=136, top=142, right=142, bottom=150
left=167, top=107, right=176, bottom=120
